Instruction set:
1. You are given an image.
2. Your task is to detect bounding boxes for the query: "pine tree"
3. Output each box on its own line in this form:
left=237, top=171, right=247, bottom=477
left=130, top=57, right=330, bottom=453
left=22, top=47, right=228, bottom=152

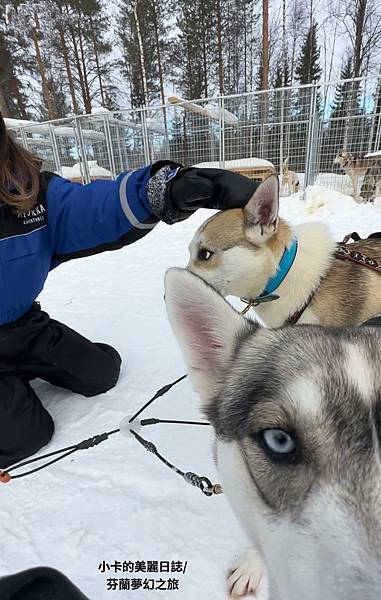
left=38, top=73, right=71, bottom=120
left=0, top=0, right=35, bottom=117
left=65, top=0, right=116, bottom=113
left=295, top=20, right=321, bottom=85
left=8, top=3, right=57, bottom=119
left=330, top=55, right=355, bottom=119
left=46, top=1, right=80, bottom=114
left=172, top=0, right=259, bottom=101
left=223, top=0, right=259, bottom=95
left=118, top=0, right=163, bottom=107
left=272, top=60, right=290, bottom=89
left=174, top=0, right=214, bottom=100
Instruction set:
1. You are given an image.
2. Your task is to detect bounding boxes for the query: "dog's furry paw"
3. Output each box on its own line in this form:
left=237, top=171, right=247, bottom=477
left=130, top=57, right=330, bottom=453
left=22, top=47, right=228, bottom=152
left=227, top=548, right=262, bottom=598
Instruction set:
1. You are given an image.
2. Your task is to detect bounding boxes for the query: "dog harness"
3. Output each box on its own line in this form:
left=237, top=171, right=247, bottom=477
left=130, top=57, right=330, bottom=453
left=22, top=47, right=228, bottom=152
left=335, top=232, right=381, bottom=273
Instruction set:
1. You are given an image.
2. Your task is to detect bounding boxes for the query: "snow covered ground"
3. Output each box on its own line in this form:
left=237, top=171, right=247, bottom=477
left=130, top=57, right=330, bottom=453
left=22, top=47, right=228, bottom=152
left=1, top=186, right=381, bottom=599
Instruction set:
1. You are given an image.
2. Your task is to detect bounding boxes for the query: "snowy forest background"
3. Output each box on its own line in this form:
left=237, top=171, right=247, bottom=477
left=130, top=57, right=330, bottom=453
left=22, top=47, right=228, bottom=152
left=1, top=0, right=381, bottom=121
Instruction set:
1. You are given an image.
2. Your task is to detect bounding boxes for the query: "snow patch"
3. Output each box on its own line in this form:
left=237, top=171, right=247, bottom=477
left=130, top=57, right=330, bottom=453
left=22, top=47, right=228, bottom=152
left=167, top=95, right=239, bottom=125
left=5, top=118, right=105, bottom=141
left=204, top=102, right=239, bottom=125
left=91, top=107, right=111, bottom=115
left=364, top=150, right=381, bottom=158
left=60, top=161, right=113, bottom=179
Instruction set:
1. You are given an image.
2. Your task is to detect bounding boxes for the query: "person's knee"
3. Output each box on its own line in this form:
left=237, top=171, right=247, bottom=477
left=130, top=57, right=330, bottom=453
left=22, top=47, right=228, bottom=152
left=81, top=343, right=122, bottom=397
left=28, top=411, right=55, bottom=454
left=0, top=410, right=54, bottom=469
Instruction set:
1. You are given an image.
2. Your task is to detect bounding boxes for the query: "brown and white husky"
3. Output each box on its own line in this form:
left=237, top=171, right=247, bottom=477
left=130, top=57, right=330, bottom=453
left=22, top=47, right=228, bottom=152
left=186, top=175, right=381, bottom=328
left=281, top=158, right=299, bottom=195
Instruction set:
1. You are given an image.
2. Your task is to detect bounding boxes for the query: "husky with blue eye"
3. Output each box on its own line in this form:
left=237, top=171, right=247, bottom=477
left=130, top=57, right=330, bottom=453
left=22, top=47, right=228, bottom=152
left=165, top=267, right=381, bottom=600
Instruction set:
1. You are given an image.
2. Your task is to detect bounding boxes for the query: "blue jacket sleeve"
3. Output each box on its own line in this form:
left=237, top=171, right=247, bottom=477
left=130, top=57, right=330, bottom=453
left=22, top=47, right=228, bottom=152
left=46, top=166, right=158, bottom=264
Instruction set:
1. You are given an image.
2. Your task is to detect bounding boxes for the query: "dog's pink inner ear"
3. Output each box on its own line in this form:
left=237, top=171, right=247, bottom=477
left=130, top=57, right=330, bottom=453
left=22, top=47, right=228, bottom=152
left=257, top=193, right=275, bottom=225
left=181, top=312, right=223, bottom=375
left=245, top=175, right=279, bottom=228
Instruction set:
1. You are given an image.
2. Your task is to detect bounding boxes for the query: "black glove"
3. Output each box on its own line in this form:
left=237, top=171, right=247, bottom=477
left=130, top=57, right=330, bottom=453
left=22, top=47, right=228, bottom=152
left=147, top=160, right=261, bottom=224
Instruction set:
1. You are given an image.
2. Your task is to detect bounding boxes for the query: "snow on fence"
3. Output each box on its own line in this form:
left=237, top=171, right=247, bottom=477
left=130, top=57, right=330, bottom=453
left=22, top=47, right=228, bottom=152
left=7, top=75, right=381, bottom=201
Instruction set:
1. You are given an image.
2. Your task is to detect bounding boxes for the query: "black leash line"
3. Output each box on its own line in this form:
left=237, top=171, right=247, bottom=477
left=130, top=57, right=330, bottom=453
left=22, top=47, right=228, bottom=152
left=141, top=418, right=210, bottom=427
left=0, top=374, right=221, bottom=496
left=131, top=430, right=216, bottom=497
left=128, top=374, right=188, bottom=423
left=3, top=430, right=120, bottom=481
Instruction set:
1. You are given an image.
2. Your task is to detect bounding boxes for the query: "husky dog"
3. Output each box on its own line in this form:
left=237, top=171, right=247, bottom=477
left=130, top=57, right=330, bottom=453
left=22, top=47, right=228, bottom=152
left=361, top=164, right=381, bottom=202
left=165, top=267, right=381, bottom=600
left=334, top=150, right=381, bottom=202
left=281, top=158, right=299, bottom=195
left=186, top=175, right=381, bottom=329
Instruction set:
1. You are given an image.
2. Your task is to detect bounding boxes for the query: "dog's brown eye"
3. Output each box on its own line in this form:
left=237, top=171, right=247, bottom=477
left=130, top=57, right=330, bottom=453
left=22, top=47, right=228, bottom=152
left=198, top=249, right=213, bottom=261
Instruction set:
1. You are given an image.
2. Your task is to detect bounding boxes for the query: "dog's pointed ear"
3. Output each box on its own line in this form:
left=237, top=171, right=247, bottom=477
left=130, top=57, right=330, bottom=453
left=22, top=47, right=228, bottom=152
left=165, top=268, right=254, bottom=403
left=244, top=174, right=279, bottom=244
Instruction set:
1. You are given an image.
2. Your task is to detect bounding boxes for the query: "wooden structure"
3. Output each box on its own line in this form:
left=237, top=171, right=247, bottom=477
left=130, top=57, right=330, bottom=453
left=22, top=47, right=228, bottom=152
left=227, top=165, right=275, bottom=182
left=195, top=159, right=276, bottom=183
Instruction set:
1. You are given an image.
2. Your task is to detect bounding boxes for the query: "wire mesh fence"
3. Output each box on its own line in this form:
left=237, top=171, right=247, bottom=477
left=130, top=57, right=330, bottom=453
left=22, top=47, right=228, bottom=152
left=8, top=75, right=381, bottom=202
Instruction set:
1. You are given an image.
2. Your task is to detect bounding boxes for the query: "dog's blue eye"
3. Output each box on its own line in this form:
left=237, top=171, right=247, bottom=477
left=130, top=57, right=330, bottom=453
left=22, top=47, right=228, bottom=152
left=262, top=429, right=295, bottom=454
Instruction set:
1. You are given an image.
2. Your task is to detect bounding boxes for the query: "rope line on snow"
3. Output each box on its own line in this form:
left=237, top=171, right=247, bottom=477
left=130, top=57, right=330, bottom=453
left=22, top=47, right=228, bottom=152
left=130, top=430, right=218, bottom=497
left=1, top=430, right=120, bottom=481
left=0, top=299, right=263, bottom=489
left=128, top=374, right=188, bottom=423
left=0, top=375, right=222, bottom=496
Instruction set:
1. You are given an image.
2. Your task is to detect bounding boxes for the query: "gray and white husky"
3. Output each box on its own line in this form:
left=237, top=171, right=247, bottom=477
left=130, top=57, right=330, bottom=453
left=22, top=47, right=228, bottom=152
left=165, top=267, right=381, bottom=600
left=334, top=150, right=381, bottom=202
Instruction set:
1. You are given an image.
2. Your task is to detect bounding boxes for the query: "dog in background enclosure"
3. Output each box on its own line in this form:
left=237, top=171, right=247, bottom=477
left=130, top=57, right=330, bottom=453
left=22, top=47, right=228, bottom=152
left=334, top=150, right=381, bottom=202
left=165, top=267, right=381, bottom=600
left=281, top=157, right=299, bottom=195
left=361, top=164, right=381, bottom=202
left=186, top=174, right=381, bottom=329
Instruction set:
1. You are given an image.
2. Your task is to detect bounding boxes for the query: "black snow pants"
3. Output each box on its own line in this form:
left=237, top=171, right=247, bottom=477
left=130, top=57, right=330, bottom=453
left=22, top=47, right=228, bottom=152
left=0, top=567, right=89, bottom=600
left=0, top=303, right=121, bottom=469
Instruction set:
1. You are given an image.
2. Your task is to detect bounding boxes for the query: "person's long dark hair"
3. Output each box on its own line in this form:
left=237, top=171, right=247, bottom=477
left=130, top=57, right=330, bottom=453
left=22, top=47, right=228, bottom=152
left=0, top=112, right=41, bottom=212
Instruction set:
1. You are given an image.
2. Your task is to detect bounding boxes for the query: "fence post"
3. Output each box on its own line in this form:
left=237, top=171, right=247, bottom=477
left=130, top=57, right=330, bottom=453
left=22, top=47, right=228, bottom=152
left=73, top=117, right=90, bottom=184
left=103, top=115, right=117, bottom=179
left=375, top=116, right=381, bottom=153
left=218, top=96, right=225, bottom=167
left=163, top=104, right=171, bottom=157
left=48, top=124, right=61, bottom=175
left=304, top=84, right=318, bottom=195
left=140, top=109, right=151, bottom=164
left=115, top=125, right=126, bottom=172
left=259, top=90, right=269, bottom=160
left=20, top=127, right=29, bottom=149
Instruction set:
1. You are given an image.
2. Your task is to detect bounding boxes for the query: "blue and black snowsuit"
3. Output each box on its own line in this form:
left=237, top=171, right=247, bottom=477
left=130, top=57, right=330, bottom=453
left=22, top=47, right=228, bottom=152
left=0, top=168, right=157, bottom=468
